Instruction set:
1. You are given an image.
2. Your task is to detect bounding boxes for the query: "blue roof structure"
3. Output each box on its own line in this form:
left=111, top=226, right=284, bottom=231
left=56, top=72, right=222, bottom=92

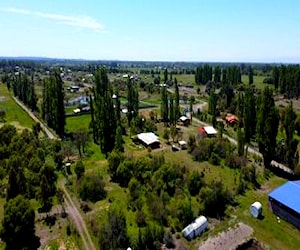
left=269, top=180, right=300, bottom=214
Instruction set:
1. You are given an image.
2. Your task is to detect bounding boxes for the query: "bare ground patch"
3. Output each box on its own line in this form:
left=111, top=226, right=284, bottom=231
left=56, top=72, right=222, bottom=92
left=198, top=222, right=253, bottom=250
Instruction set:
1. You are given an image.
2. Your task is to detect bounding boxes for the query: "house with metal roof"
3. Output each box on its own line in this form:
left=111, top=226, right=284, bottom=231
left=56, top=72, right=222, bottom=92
left=268, top=180, right=300, bottom=229
left=137, top=132, right=160, bottom=149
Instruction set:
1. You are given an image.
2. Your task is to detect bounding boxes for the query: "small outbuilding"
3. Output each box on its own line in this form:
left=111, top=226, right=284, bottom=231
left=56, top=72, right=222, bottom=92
left=73, top=108, right=81, bottom=114
left=250, top=201, right=263, bottom=218
left=179, top=116, right=190, bottom=126
left=137, top=132, right=160, bottom=149
left=268, top=180, right=300, bottom=229
left=178, top=140, right=187, bottom=150
left=225, top=115, right=239, bottom=125
left=198, top=126, right=217, bottom=137
left=182, top=216, right=208, bottom=240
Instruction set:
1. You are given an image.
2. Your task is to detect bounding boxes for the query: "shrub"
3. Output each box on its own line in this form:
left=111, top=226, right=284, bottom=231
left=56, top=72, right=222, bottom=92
left=78, top=175, right=107, bottom=202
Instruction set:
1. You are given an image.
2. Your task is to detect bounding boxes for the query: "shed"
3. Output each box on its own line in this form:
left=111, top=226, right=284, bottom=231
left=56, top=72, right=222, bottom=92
left=179, top=116, right=190, bottom=126
left=225, top=115, right=239, bottom=125
left=182, top=216, right=208, bottom=240
left=178, top=140, right=187, bottom=150
left=73, top=108, right=81, bottom=114
left=198, top=126, right=217, bottom=137
left=268, top=181, right=300, bottom=229
left=137, top=132, right=160, bottom=148
left=250, top=201, right=262, bottom=218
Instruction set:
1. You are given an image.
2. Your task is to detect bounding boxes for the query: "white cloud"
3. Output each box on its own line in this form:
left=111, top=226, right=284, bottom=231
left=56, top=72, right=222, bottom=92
left=2, top=7, right=104, bottom=31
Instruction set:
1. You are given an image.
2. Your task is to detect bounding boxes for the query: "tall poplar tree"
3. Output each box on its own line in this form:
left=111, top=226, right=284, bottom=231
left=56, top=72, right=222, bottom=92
left=174, top=78, right=180, bottom=120
left=42, top=71, right=65, bottom=138
left=127, top=78, right=139, bottom=125
left=283, top=102, right=298, bottom=169
left=243, top=86, right=256, bottom=143
left=161, top=86, right=169, bottom=126
left=94, top=67, right=117, bottom=157
left=256, top=87, right=279, bottom=166
left=248, top=66, right=254, bottom=84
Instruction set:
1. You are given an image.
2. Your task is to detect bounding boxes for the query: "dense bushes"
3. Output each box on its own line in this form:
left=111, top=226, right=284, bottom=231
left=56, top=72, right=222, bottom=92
left=78, top=175, right=106, bottom=202
left=190, top=137, right=233, bottom=163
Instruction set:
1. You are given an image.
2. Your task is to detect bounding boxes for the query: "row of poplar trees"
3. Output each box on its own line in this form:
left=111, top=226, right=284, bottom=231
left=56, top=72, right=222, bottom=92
left=4, top=72, right=38, bottom=112
left=161, top=78, right=180, bottom=126
left=90, top=67, right=139, bottom=157
left=42, top=71, right=65, bottom=138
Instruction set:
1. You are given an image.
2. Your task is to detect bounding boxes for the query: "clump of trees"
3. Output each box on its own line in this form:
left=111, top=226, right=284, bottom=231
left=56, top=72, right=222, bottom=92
left=42, top=71, right=65, bottom=138
left=0, top=123, right=63, bottom=248
left=10, top=72, right=38, bottom=112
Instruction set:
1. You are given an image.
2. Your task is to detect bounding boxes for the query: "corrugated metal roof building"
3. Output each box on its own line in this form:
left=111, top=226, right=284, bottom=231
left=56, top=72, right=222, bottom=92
left=268, top=180, right=300, bottom=229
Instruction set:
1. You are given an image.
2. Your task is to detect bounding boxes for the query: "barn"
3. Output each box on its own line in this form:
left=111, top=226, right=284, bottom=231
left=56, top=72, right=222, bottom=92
left=137, top=132, right=160, bottom=149
left=268, top=180, right=300, bottom=229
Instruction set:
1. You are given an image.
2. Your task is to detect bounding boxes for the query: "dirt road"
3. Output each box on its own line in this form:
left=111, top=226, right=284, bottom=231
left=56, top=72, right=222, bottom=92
left=12, top=96, right=96, bottom=249
left=60, top=181, right=96, bottom=250
left=12, top=96, right=57, bottom=140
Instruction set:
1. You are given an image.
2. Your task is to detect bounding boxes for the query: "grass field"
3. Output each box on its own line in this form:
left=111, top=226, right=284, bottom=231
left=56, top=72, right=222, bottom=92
left=0, top=83, right=34, bottom=129
left=65, top=114, right=91, bottom=132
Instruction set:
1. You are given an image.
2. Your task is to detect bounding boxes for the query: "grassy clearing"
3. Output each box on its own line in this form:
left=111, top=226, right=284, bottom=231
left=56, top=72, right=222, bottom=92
left=65, top=114, right=91, bottom=132
left=0, top=83, right=34, bottom=129
left=241, top=74, right=273, bottom=90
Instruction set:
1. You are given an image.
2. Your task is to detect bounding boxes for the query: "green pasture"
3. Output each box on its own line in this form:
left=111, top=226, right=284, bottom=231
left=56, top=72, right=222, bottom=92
left=0, top=83, right=34, bottom=129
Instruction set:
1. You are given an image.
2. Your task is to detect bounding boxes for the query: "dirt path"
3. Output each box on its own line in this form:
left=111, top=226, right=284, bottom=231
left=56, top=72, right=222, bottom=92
left=12, top=96, right=95, bottom=249
left=60, top=181, right=96, bottom=250
left=12, top=96, right=57, bottom=140
left=198, top=222, right=253, bottom=250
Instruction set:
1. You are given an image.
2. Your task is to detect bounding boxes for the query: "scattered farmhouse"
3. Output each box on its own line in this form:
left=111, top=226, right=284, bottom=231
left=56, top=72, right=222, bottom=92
left=268, top=180, right=300, bottom=229
left=182, top=216, right=208, bottom=240
left=225, top=114, right=239, bottom=125
left=198, top=126, right=218, bottom=137
left=137, top=132, right=160, bottom=149
left=179, top=115, right=190, bottom=126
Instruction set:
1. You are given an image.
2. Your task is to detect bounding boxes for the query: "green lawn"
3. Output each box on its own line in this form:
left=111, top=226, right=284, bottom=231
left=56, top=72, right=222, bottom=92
left=241, top=74, right=273, bottom=90
left=65, top=114, right=91, bottom=132
left=0, top=83, right=34, bottom=129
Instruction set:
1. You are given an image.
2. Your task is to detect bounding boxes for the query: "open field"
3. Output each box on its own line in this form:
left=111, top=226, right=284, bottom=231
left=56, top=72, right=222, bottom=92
left=65, top=114, right=91, bottom=132
left=0, top=83, right=34, bottom=129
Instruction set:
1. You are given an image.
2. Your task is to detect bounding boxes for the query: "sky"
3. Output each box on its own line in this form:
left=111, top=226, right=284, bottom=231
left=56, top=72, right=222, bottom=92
left=0, top=0, right=299, bottom=63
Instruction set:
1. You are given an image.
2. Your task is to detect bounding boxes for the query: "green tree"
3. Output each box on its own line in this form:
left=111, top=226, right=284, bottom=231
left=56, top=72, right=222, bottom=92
left=169, top=95, right=175, bottom=125
left=6, top=155, right=27, bottom=201
left=79, top=175, right=106, bottom=202
left=98, top=207, right=130, bottom=250
left=208, top=89, right=217, bottom=127
left=161, top=86, right=169, bottom=126
left=1, top=195, right=40, bottom=250
left=74, top=160, right=85, bottom=180
left=174, top=78, right=180, bottom=120
left=237, top=128, right=245, bottom=156
left=115, top=125, right=124, bottom=152
left=39, top=163, right=57, bottom=212
left=164, top=68, right=168, bottom=83
left=127, top=77, right=139, bottom=125
left=256, top=87, right=279, bottom=167
left=243, top=86, right=256, bottom=143
left=283, top=102, right=298, bottom=169
left=272, top=66, right=279, bottom=90
left=249, top=66, right=254, bottom=84
left=41, top=71, right=65, bottom=137
left=94, top=67, right=117, bottom=157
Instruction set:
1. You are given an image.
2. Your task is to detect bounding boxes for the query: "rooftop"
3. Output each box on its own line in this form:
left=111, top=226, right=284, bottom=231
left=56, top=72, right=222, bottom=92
left=137, top=132, right=160, bottom=146
left=269, top=180, right=300, bottom=214
left=203, top=126, right=217, bottom=135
